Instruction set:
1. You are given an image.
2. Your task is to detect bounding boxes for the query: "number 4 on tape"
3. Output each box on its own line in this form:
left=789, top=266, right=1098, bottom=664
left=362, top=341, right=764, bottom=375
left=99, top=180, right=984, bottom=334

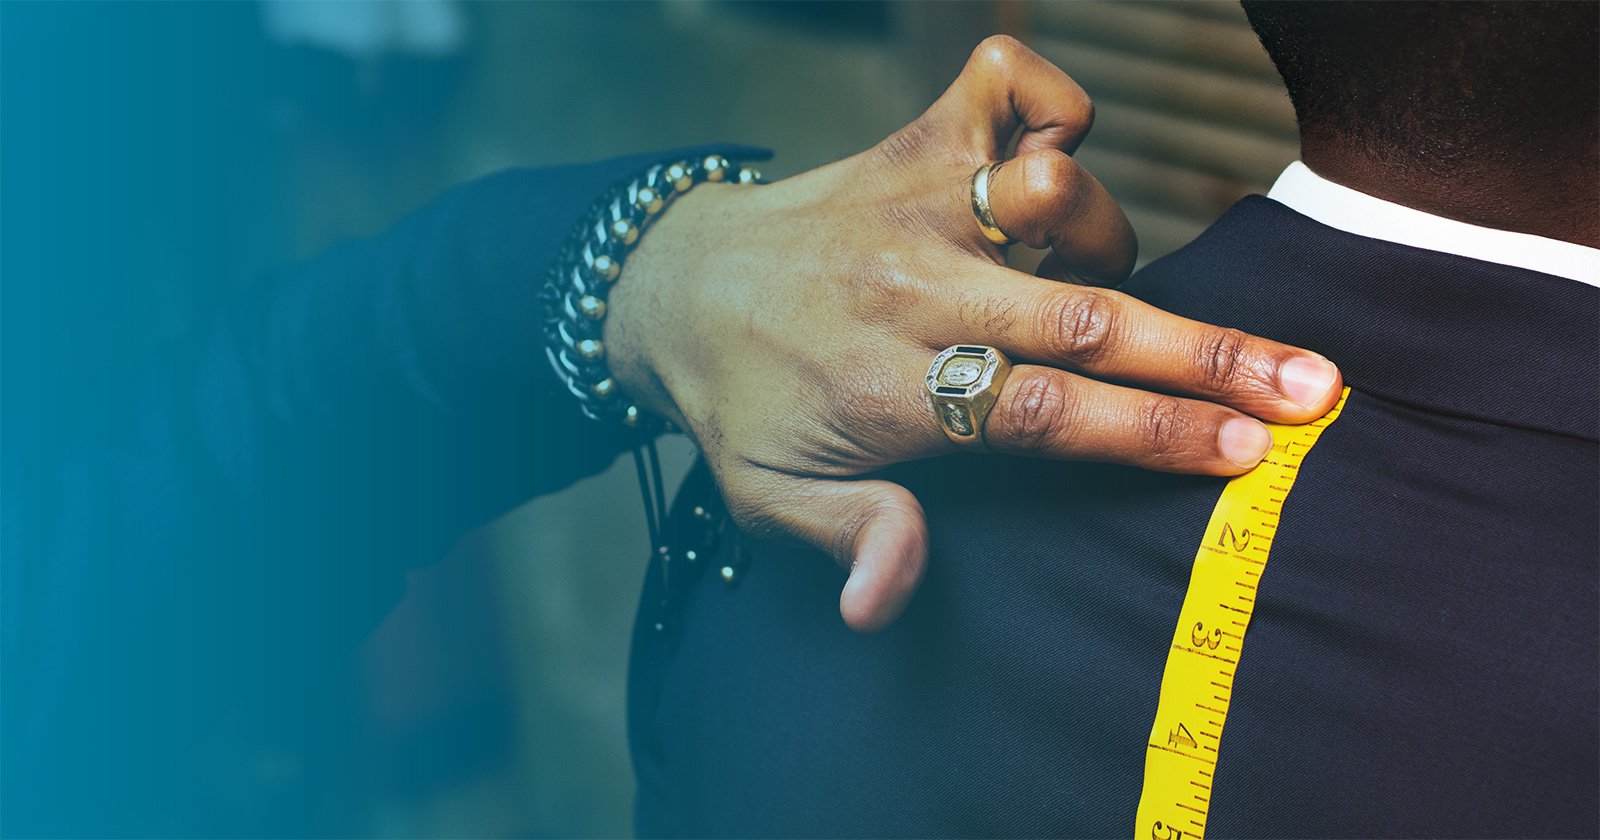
left=1134, top=388, right=1349, bottom=840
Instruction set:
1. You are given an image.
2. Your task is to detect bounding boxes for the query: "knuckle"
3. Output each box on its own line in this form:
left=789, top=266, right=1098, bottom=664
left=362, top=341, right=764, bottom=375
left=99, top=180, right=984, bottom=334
left=1042, top=289, right=1119, bottom=366
left=1022, top=150, right=1079, bottom=209
left=972, top=34, right=1024, bottom=71
left=992, top=370, right=1078, bottom=451
left=1009, top=151, right=1082, bottom=245
left=1197, top=327, right=1251, bottom=392
left=1139, top=396, right=1195, bottom=459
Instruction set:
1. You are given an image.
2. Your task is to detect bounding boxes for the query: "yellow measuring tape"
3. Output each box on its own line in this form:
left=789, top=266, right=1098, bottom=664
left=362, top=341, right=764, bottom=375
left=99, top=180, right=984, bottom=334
left=1134, top=387, right=1350, bottom=840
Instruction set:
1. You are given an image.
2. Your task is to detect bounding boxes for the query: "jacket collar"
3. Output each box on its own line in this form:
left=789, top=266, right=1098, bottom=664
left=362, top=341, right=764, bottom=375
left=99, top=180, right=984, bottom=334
left=1267, top=162, right=1600, bottom=288
left=1121, top=197, right=1599, bottom=441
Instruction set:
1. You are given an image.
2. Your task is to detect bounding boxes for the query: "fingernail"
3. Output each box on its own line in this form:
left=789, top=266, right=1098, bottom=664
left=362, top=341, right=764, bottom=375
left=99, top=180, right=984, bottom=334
left=1219, top=418, right=1273, bottom=468
left=1279, top=356, right=1338, bottom=409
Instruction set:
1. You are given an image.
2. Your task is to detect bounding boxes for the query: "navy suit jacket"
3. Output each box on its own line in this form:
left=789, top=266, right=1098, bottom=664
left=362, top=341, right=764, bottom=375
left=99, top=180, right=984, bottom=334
left=629, top=197, right=1600, bottom=838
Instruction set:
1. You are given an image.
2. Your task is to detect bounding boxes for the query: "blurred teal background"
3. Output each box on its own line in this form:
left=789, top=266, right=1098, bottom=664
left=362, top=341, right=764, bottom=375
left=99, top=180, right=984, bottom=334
left=1, top=2, right=1293, bottom=835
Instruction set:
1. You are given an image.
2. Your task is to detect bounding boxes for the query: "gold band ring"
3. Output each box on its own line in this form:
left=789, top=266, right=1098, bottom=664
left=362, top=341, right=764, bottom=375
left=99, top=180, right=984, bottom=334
left=969, top=161, right=1017, bottom=246
left=926, top=344, right=1013, bottom=447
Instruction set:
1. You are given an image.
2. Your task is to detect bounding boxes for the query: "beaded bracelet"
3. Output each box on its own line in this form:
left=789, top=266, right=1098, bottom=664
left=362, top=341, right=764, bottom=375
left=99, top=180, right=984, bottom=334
left=541, top=154, right=764, bottom=584
left=541, top=153, right=763, bottom=434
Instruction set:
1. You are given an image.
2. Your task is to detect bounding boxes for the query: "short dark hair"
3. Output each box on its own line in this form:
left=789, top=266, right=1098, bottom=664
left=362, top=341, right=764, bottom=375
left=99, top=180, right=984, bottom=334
left=1241, top=1, right=1598, bottom=175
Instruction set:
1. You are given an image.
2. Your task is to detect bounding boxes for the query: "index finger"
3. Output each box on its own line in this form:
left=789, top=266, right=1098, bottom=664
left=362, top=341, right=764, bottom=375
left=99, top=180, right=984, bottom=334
left=926, top=267, right=1342, bottom=423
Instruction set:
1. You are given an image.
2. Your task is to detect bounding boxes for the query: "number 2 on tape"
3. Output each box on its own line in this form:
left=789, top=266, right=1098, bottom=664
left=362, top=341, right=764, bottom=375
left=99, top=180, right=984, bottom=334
left=1134, top=388, right=1350, bottom=839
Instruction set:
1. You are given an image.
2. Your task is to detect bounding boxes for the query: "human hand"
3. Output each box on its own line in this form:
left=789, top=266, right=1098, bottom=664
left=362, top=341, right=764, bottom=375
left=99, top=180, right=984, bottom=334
left=605, top=36, right=1342, bottom=632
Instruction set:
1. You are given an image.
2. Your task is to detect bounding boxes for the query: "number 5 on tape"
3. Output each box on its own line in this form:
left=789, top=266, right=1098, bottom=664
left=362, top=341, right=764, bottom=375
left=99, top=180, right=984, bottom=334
left=1134, top=388, right=1349, bottom=839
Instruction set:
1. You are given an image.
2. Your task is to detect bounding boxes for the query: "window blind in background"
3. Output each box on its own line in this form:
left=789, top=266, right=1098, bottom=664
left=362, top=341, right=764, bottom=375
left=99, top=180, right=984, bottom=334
left=1022, top=0, right=1299, bottom=264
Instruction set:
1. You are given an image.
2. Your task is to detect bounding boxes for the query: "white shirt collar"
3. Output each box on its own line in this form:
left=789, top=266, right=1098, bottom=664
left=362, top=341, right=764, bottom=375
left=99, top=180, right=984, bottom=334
left=1266, top=161, right=1600, bottom=288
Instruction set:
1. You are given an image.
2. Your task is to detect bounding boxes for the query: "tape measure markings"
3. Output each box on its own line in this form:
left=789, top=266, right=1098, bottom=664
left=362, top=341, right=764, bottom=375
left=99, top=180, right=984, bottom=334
left=1133, top=388, right=1350, bottom=840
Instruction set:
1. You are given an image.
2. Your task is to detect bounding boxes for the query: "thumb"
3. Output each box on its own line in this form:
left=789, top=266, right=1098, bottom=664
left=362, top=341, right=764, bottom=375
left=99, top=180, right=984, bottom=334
left=743, top=475, right=929, bottom=633
left=837, top=481, right=929, bottom=633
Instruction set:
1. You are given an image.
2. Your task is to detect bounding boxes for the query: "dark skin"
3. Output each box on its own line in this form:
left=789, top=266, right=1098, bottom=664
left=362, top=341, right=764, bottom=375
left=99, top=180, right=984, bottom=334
left=1240, top=1, right=1600, bottom=250
left=1305, top=135, right=1600, bottom=248
left=609, top=38, right=1344, bottom=632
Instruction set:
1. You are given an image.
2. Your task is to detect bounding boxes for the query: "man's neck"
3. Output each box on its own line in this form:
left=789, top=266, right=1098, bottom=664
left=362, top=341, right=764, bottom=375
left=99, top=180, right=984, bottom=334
left=1302, top=143, right=1600, bottom=249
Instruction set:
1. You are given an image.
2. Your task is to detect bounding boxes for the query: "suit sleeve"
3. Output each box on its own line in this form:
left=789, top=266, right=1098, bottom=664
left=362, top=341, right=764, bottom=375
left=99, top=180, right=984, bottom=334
left=0, top=147, right=762, bottom=833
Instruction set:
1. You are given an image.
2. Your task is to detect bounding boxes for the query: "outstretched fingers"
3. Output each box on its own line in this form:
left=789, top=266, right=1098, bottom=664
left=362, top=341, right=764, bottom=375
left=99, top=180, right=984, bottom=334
left=981, top=365, right=1279, bottom=474
left=922, top=268, right=1342, bottom=424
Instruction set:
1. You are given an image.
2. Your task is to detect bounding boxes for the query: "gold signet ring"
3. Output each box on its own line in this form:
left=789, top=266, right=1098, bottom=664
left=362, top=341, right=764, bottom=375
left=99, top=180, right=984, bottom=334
left=926, top=344, right=1013, bottom=447
left=970, top=161, right=1017, bottom=246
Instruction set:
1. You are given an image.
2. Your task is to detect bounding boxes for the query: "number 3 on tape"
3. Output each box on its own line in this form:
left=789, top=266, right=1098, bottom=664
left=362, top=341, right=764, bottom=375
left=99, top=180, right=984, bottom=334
left=1133, top=388, right=1350, bottom=839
